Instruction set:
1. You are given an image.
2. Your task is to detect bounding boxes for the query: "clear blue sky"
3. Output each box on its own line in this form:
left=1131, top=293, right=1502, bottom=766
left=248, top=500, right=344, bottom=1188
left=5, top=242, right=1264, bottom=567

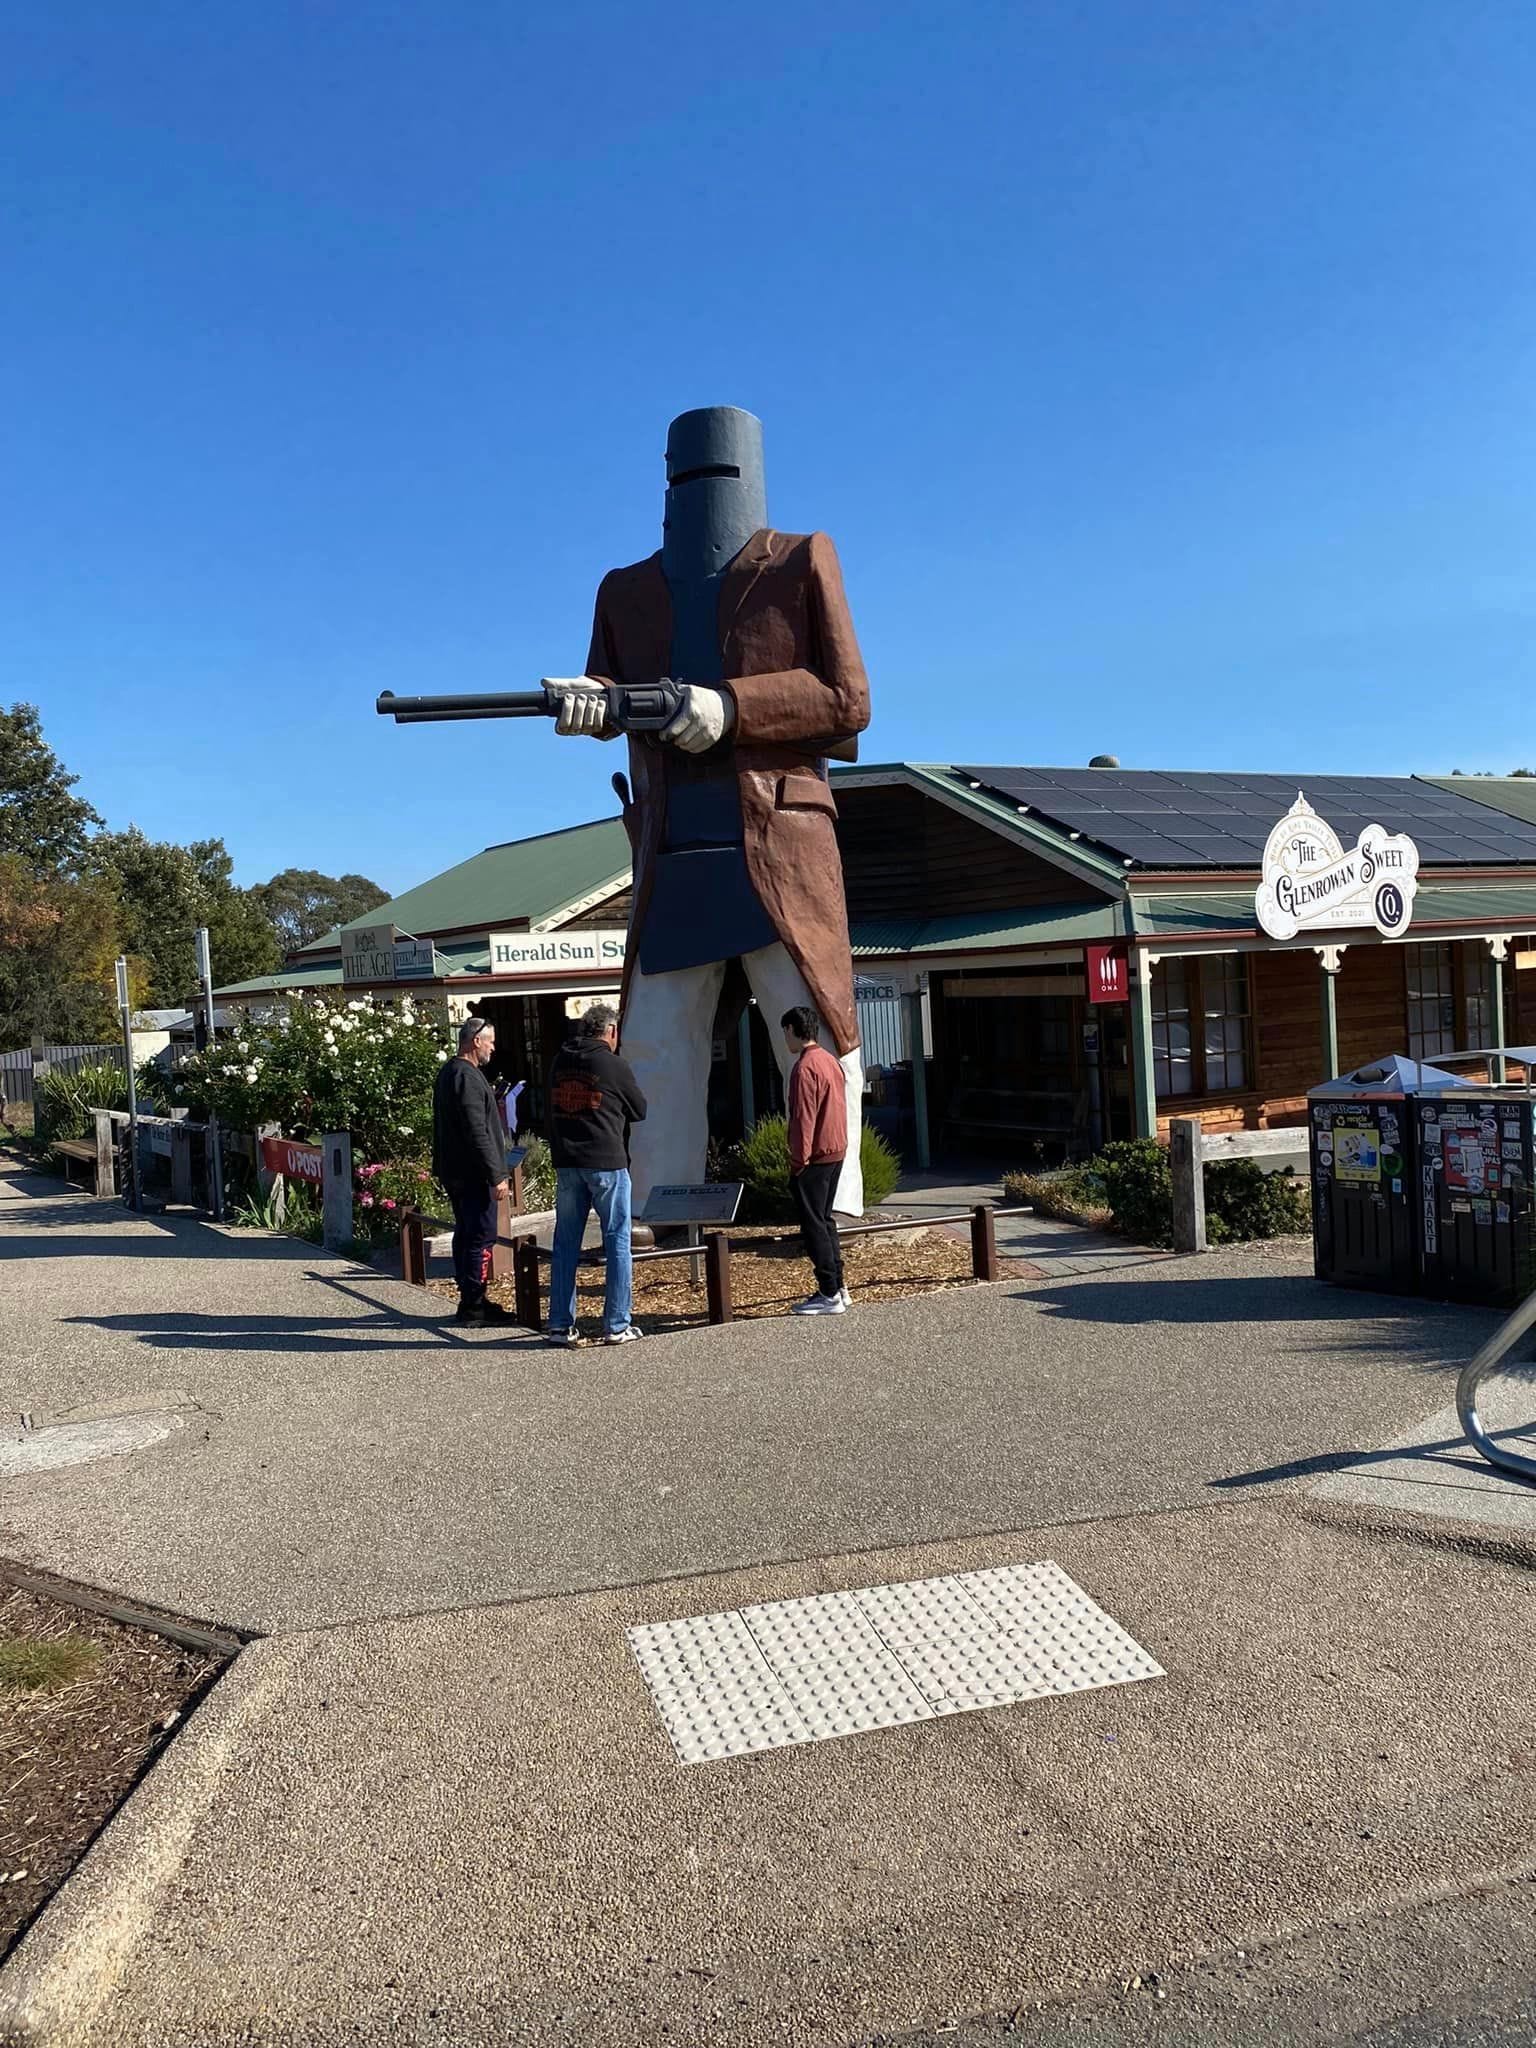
left=5, top=1, right=1533, bottom=895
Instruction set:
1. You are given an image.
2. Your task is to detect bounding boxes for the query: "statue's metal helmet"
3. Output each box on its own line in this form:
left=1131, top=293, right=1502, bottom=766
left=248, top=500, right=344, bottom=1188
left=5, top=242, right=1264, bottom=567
left=662, top=406, right=766, bottom=577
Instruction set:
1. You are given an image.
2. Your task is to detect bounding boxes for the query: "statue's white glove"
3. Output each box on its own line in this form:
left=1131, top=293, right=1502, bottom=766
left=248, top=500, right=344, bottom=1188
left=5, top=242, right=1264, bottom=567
left=542, top=676, right=611, bottom=738
left=661, top=685, right=735, bottom=755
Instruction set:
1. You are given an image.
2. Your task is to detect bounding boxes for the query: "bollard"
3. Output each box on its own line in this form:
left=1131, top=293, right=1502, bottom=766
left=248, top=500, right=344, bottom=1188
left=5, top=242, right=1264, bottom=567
left=512, top=1235, right=542, bottom=1330
left=1169, top=1117, right=1207, bottom=1253
left=970, top=1204, right=1000, bottom=1282
left=321, top=1131, right=353, bottom=1250
left=492, top=1186, right=516, bottom=1280
left=400, top=1209, right=426, bottom=1287
left=91, top=1108, right=117, bottom=1199
left=706, top=1233, right=733, bottom=1325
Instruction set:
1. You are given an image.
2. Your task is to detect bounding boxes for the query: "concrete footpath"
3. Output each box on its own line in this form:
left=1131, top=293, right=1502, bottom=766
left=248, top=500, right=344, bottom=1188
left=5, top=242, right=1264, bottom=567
left=2, top=1164, right=1535, bottom=2045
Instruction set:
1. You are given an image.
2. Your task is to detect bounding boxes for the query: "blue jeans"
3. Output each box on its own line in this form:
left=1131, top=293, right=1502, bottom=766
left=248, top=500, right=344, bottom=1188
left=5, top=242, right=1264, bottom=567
left=549, top=1167, right=633, bottom=1336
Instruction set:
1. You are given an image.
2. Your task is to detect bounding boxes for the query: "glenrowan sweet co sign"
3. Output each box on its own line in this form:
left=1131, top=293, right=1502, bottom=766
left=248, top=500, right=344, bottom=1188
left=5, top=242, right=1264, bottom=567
left=1254, top=793, right=1419, bottom=943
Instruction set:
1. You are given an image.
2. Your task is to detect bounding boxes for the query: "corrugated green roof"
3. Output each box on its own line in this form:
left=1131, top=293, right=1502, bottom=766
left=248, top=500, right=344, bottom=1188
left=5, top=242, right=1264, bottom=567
left=1420, top=777, right=1536, bottom=830
left=337, top=818, right=631, bottom=941
left=852, top=902, right=1121, bottom=957
left=1133, top=881, right=1536, bottom=939
left=216, top=963, right=343, bottom=997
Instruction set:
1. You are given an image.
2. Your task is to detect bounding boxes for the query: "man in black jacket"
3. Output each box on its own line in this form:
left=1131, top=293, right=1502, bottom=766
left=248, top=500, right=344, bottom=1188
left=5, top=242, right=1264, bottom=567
left=432, top=1015, right=515, bottom=1326
left=546, top=1003, right=647, bottom=1346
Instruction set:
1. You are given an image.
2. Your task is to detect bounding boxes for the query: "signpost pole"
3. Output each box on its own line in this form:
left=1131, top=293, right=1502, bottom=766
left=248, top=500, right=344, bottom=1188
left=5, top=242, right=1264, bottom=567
left=195, top=926, right=225, bottom=1221
left=115, top=957, right=141, bottom=1212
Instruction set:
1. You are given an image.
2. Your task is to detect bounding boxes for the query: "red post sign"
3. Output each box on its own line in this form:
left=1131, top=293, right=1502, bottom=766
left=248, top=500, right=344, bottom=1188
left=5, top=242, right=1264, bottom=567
left=1085, top=944, right=1129, bottom=1004
left=259, top=1135, right=325, bottom=1183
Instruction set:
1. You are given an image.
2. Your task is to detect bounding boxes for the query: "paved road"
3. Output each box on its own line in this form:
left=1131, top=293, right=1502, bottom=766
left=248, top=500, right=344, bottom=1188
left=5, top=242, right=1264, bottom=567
left=1, top=1164, right=1534, bottom=2046
left=0, top=1174, right=1508, bottom=1633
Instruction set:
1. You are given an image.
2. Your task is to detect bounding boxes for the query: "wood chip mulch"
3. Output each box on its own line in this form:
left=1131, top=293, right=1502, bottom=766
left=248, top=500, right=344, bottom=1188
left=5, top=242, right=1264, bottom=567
left=0, top=1587, right=222, bottom=1964
left=429, top=1221, right=976, bottom=1336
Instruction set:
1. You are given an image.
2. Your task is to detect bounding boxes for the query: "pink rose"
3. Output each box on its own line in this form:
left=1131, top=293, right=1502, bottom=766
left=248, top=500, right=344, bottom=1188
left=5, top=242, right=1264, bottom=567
left=417, top=1172, right=430, bottom=1183
left=359, top=1193, right=374, bottom=1209
left=381, top=1198, right=396, bottom=1210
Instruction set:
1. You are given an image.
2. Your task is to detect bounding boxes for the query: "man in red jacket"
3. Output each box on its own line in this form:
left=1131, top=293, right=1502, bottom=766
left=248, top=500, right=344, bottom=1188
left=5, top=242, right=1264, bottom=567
left=782, top=1005, right=852, bottom=1316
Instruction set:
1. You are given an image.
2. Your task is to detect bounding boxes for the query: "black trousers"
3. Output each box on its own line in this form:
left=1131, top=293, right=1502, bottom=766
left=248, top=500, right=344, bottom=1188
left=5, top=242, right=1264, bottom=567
left=791, top=1163, right=844, bottom=1298
left=448, top=1183, right=499, bottom=1305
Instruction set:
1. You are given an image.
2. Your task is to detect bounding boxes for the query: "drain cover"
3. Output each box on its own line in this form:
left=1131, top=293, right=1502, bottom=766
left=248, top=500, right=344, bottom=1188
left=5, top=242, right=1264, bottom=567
left=0, top=1413, right=184, bottom=1478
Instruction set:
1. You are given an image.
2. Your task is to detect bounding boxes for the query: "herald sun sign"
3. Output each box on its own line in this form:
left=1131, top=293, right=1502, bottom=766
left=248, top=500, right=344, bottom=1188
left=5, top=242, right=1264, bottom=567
left=1255, top=793, right=1418, bottom=942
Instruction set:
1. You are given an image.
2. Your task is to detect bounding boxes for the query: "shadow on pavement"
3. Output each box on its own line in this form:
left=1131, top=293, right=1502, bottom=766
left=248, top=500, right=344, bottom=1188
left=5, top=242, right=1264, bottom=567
left=60, top=1269, right=538, bottom=1353
left=1012, top=1268, right=1507, bottom=1353
left=1208, top=1426, right=1536, bottom=1490
left=60, top=1311, right=485, bottom=1353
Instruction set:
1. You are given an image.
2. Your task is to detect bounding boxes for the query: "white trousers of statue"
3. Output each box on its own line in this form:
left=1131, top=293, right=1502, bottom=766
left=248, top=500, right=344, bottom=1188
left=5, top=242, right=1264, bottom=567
left=624, top=940, right=864, bottom=1218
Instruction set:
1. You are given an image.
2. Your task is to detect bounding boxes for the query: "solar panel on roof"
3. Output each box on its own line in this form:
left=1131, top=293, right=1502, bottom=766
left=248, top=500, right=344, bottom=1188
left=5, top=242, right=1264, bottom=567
left=956, top=764, right=1536, bottom=870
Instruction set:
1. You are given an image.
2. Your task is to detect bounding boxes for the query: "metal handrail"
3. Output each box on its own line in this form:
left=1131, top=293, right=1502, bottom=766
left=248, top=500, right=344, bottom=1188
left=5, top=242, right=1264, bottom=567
left=1456, top=1290, right=1536, bottom=1487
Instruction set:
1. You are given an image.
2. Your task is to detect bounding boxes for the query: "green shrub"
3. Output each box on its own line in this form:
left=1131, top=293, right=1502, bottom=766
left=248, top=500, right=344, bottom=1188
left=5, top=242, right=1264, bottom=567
left=1095, top=1137, right=1175, bottom=1245
left=36, top=1061, right=129, bottom=1143
left=228, top=1179, right=323, bottom=1243
left=725, top=1116, right=901, bottom=1222
left=1205, top=1159, right=1310, bottom=1242
left=518, top=1134, right=555, bottom=1212
left=1002, top=1163, right=1111, bottom=1228
left=1045, top=1138, right=1312, bottom=1248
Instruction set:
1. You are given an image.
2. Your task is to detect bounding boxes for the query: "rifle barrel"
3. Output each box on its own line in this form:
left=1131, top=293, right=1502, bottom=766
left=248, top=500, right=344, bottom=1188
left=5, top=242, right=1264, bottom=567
left=376, top=689, right=551, bottom=721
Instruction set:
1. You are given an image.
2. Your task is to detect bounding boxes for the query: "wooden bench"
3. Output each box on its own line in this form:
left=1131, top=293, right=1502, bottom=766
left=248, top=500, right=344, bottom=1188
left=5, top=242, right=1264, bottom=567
left=52, top=1129, right=115, bottom=1197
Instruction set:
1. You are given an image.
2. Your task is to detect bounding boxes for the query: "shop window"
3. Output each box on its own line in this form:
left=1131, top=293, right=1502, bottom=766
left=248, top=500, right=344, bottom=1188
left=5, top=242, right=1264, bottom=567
left=1203, top=954, right=1249, bottom=1092
left=1406, top=944, right=1457, bottom=1060
left=1152, top=955, right=1250, bottom=1100
left=1151, top=959, right=1194, bottom=1098
left=1463, top=945, right=1495, bottom=1051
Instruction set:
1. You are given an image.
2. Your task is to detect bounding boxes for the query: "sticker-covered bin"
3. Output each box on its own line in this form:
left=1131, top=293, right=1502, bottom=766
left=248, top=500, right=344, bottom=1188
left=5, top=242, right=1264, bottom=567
left=1308, top=1058, right=1445, bottom=1295
left=1415, top=1092, right=1536, bottom=1307
left=1310, top=1053, right=1536, bottom=1306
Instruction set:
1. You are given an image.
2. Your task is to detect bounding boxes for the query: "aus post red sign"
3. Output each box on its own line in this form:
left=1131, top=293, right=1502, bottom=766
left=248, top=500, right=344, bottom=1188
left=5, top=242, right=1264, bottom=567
left=259, top=1135, right=324, bottom=1183
left=1085, top=944, right=1129, bottom=1005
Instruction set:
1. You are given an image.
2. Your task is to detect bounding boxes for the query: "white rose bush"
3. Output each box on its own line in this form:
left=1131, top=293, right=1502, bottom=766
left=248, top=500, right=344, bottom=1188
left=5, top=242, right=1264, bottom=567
left=162, top=995, right=452, bottom=1166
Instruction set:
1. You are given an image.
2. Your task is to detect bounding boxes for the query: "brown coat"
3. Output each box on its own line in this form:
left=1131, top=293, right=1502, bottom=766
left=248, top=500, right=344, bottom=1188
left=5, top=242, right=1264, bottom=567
left=585, top=529, right=871, bottom=1055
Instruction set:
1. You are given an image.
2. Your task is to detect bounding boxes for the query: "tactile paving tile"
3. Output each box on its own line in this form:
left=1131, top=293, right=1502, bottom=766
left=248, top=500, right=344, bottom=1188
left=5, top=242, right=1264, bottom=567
left=626, top=1561, right=1163, bottom=1765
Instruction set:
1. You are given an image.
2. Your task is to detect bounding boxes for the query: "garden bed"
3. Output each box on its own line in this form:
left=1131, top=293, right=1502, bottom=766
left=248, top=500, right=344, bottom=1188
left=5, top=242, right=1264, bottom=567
left=428, top=1220, right=976, bottom=1334
left=0, top=1583, right=225, bottom=1964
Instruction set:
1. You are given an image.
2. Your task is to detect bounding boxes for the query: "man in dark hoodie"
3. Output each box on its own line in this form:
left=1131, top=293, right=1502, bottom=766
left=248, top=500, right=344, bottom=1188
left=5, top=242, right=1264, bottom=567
left=432, top=1015, right=515, bottom=1326
left=546, top=1003, right=647, bottom=1346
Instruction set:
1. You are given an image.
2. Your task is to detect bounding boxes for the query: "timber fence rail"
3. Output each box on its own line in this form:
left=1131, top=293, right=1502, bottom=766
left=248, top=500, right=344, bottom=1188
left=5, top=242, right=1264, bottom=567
left=1168, top=1117, right=1309, bottom=1254
left=457, top=1202, right=1035, bottom=1333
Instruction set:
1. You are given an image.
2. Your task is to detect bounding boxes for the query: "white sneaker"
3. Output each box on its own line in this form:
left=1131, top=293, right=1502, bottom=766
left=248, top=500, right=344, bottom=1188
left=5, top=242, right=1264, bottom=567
left=546, top=1326, right=579, bottom=1348
left=603, top=1325, right=643, bottom=1345
left=792, top=1292, right=847, bottom=1316
left=838, top=1286, right=852, bottom=1308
